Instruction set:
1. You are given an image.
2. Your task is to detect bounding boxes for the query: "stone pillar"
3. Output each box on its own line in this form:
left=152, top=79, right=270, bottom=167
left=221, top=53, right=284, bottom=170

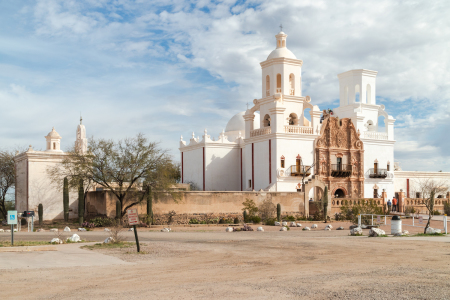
left=385, top=117, right=396, bottom=140
left=398, top=190, right=405, bottom=213
left=243, top=112, right=255, bottom=138
left=310, top=107, right=322, bottom=135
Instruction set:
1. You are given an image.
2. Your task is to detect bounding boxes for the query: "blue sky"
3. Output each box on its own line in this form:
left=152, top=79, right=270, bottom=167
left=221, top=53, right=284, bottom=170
left=0, top=0, right=449, bottom=171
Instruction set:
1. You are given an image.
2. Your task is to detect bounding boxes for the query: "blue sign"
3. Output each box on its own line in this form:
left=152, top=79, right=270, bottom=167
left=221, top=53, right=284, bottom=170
left=7, top=211, right=17, bottom=225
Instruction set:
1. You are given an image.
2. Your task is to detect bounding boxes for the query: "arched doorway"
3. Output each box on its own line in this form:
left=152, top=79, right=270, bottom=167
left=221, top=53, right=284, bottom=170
left=308, top=186, right=324, bottom=202
left=334, top=188, right=345, bottom=198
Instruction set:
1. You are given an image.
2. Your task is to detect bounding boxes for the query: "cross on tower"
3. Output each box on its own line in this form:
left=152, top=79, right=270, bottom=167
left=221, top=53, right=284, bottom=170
left=246, top=102, right=249, bottom=109
left=279, top=24, right=283, bottom=31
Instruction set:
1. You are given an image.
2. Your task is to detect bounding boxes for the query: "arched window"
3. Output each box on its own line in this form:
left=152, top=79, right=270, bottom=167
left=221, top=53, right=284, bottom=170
left=366, top=84, right=372, bottom=104
left=280, top=155, right=285, bottom=168
left=282, top=40, right=286, bottom=47
left=266, top=75, right=270, bottom=96
left=263, top=114, right=271, bottom=127
left=289, top=73, right=295, bottom=95
left=355, top=84, right=360, bottom=103
left=288, top=113, right=298, bottom=126
left=53, top=143, right=56, bottom=150
left=278, top=40, right=281, bottom=47
left=276, top=74, right=281, bottom=93
left=377, top=115, right=386, bottom=133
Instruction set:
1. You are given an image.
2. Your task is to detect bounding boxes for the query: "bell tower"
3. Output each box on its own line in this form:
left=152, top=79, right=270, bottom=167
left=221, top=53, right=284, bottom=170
left=45, top=127, right=63, bottom=152
left=75, top=116, right=87, bottom=154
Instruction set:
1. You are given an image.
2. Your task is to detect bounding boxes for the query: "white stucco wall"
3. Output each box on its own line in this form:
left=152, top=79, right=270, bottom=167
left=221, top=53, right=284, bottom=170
left=182, top=147, right=204, bottom=191
left=205, top=146, right=240, bottom=191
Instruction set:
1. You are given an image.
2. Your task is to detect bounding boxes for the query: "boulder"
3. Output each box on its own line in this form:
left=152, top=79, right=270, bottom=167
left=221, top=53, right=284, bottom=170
left=78, top=228, right=87, bottom=232
left=128, top=228, right=134, bottom=231
left=290, top=222, right=296, bottom=227
left=257, top=227, right=264, bottom=232
left=296, top=223, right=302, bottom=227
left=67, top=234, right=81, bottom=242
left=104, top=237, right=115, bottom=244
left=63, top=226, right=71, bottom=232
left=274, top=221, right=281, bottom=226
left=50, top=228, right=58, bottom=232
left=325, top=225, right=333, bottom=229
left=104, top=228, right=111, bottom=232
left=5, top=230, right=11, bottom=233
left=337, top=226, right=344, bottom=230
left=0, top=229, right=4, bottom=232
left=361, top=224, right=368, bottom=229
left=311, top=224, right=318, bottom=229
left=282, top=221, right=288, bottom=226
left=402, top=230, right=409, bottom=235
left=369, top=228, right=386, bottom=237
left=349, top=225, right=358, bottom=230
left=51, top=238, right=63, bottom=244
left=280, top=227, right=287, bottom=231
left=324, top=227, right=331, bottom=231
left=426, top=227, right=441, bottom=234
left=302, top=227, right=311, bottom=231
left=225, top=227, right=233, bottom=232
left=14, top=229, right=17, bottom=232
left=350, top=227, right=363, bottom=236
left=161, top=228, right=171, bottom=232
left=37, top=229, right=45, bottom=232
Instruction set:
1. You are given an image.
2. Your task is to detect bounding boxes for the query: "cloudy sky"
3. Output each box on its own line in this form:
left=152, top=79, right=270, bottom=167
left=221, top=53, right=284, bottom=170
left=0, top=0, right=449, bottom=171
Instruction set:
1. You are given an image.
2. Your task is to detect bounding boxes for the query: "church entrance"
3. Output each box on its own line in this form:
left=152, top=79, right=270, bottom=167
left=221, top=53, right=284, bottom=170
left=334, top=188, right=345, bottom=198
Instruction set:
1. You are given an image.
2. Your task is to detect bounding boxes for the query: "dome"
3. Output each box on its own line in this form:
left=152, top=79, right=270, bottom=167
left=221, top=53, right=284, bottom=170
left=225, top=111, right=259, bottom=133
left=267, top=47, right=297, bottom=60
left=45, top=127, right=61, bottom=139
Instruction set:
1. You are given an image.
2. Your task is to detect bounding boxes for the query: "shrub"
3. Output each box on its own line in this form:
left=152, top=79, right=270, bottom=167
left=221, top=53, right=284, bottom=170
left=82, top=221, right=95, bottom=228
left=234, top=217, right=239, bottom=224
left=404, top=206, right=416, bottom=216
left=265, top=218, right=277, bottom=226
left=433, top=210, right=441, bottom=216
left=340, top=199, right=383, bottom=225
left=90, top=217, right=114, bottom=227
left=189, top=218, right=199, bottom=224
left=284, top=225, right=290, bottom=231
left=258, top=199, right=276, bottom=221
left=334, top=212, right=345, bottom=221
left=242, top=199, right=258, bottom=217
left=251, top=216, right=261, bottom=224
left=218, top=218, right=225, bottom=224
left=167, top=210, right=176, bottom=224
left=283, top=215, right=296, bottom=221
left=241, top=224, right=253, bottom=231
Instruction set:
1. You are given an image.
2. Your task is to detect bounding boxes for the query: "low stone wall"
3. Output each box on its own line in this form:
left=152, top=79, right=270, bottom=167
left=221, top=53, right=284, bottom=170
left=86, top=190, right=307, bottom=220
left=402, top=198, right=448, bottom=215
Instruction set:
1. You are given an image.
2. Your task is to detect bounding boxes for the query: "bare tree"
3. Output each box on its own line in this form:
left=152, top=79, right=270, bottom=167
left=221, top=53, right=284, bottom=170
left=0, top=150, right=17, bottom=220
left=258, top=198, right=276, bottom=221
left=412, top=178, right=449, bottom=233
left=48, top=134, right=180, bottom=218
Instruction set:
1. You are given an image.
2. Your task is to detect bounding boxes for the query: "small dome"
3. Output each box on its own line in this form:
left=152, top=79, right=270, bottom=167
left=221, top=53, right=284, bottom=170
left=267, top=47, right=297, bottom=60
left=45, top=127, right=61, bottom=139
left=225, top=111, right=259, bottom=133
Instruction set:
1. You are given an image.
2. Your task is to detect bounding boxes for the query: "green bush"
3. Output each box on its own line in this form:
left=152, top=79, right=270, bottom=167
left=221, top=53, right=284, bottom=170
left=218, top=218, right=225, bottom=224
left=433, top=210, right=441, bottom=215
left=251, top=216, right=261, bottom=224
left=340, top=199, right=383, bottom=225
left=90, top=217, right=114, bottom=227
left=444, top=202, right=450, bottom=216
left=189, top=218, right=199, bottom=224
left=283, top=215, right=296, bottom=221
left=265, top=218, right=277, bottom=226
left=234, top=217, right=239, bottom=224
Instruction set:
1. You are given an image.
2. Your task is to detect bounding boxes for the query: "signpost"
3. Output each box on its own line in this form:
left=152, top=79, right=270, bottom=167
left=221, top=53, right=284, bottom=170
left=377, top=215, right=381, bottom=223
left=419, top=216, right=423, bottom=224
left=127, top=208, right=140, bottom=252
left=7, top=210, right=17, bottom=246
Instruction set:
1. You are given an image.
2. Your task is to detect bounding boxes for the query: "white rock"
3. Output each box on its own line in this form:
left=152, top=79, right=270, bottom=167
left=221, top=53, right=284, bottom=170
left=50, top=238, right=63, bottom=244
left=63, top=226, right=71, bottom=232
left=257, top=227, right=264, bottom=232
left=13, top=229, right=17, bottom=232
left=311, top=224, right=318, bottom=229
left=225, top=227, right=233, bottom=232
left=337, top=226, right=344, bottom=230
left=37, top=229, right=45, bottom=232
left=0, top=229, right=4, bottom=232
left=104, top=228, right=111, bottom=232
left=50, top=228, right=58, bottom=232
left=128, top=228, right=134, bottom=231
left=426, top=227, right=441, bottom=234
left=5, top=230, right=11, bottom=233
left=325, top=224, right=333, bottom=229
left=369, top=228, right=386, bottom=237
left=104, top=237, right=115, bottom=244
left=296, top=223, right=302, bottom=227
left=402, top=230, right=409, bottom=235
left=324, top=227, right=331, bottom=231
left=282, top=221, right=288, bottom=226
left=290, top=222, right=296, bottom=227
left=161, top=228, right=171, bottom=232
left=67, top=234, right=81, bottom=242
left=78, top=228, right=87, bottom=232
left=350, top=227, right=363, bottom=236
left=274, top=221, right=281, bottom=226
left=435, top=229, right=442, bottom=234
left=280, top=227, right=287, bottom=231
left=303, top=227, right=311, bottom=231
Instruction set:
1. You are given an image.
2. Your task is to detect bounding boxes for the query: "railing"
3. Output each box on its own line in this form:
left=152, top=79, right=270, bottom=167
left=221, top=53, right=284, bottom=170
left=331, top=164, right=352, bottom=177
left=266, top=90, right=270, bottom=96
left=284, top=125, right=313, bottom=134
left=358, top=214, right=448, bottom=234
left=250, top=127, right=271, bottom=137
left=290, top=88, right=295, bottom=95
left=369, top=168, right=387, bottom=178
left=289, top=165, right=311, bottom=176
left=364, top=131, right=388, bottom=140
left=276, top=88, right=281, bottom=93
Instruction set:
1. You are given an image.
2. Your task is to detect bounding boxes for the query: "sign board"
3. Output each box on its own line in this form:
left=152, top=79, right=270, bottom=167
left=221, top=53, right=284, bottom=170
left=419, top=216, right=423, bottom=224
left=127, top=208, right=139, bottom=226
left=7, top=211, right=17, bottom=225
left=377, top=216, right=381, bottom=223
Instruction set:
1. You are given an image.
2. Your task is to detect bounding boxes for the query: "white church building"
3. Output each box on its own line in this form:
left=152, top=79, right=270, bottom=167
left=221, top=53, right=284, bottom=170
left=180, top=31, right=398, bottom=199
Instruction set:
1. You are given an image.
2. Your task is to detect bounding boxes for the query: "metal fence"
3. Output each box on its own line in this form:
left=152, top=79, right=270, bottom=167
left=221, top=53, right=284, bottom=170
left=358, top=214, right=448, bottom=234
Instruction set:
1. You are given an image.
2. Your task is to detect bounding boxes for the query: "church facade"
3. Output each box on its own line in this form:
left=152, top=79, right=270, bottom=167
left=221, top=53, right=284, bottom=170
left=180, top=31, right=397, bottom=199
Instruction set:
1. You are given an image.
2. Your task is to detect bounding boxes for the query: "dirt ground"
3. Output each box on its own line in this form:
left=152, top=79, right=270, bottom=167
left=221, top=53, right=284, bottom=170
left=1, top=222, right=450, bottom=300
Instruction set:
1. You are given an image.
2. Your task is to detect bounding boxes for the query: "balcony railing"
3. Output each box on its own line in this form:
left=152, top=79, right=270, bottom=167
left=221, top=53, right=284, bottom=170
left=276, top=88, right=281, bottom=93
left=290, top=88, right=295, bottom=95
left=369, top=168, right=388, bottom=178
left=284, top=125, right=313, bottom=134
left=331, top=164, right=352, bottom=177
left=364, top=131, right=388, bottom=140
left=250, top=127, right=271, bottom=137
left=289, top=165, right=311, bottom=177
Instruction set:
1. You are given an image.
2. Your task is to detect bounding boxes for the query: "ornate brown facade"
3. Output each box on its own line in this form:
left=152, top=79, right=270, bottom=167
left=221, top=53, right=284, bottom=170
left=315, top=116, right=364, bottom=198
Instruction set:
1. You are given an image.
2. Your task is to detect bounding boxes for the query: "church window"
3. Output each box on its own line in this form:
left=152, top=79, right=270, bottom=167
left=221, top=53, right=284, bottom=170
left=281, top=157, right=285, bottom=168
left=374, top=162, right=378, bottom=174
left=263, top=114, right=271, bottom=127
left=53, top=143, right=56, bottom=150
left=373, top=189, right=378, bottom=198
left=266, top=75, right=270, bottom=96
left=387, top=163, right=390, bottom=171
left=248, top=180, right=252, bottom=188
left=289, top=74, right=295, bottom=95
left=416, top=192, right=421, bottom=198
left=276, top=74, right=281, bottom=93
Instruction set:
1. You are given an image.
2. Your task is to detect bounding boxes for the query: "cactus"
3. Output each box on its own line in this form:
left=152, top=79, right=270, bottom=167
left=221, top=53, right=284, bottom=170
left=323, top=186, right=329, bottom=223
left=63, top=177, right=69, bottom=222
left=277, top=203, right=281, bottom=222
left=78, top=179, right=84, bottom=226
left=243, top=210, right=248, bottom=223
left=147, top=185, right=153, bottom=225
left=116, top=200, right=122, bottom=219
left=234, top=217, right=239, bottom=224
left=38, top=203, right=43, bottom=226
